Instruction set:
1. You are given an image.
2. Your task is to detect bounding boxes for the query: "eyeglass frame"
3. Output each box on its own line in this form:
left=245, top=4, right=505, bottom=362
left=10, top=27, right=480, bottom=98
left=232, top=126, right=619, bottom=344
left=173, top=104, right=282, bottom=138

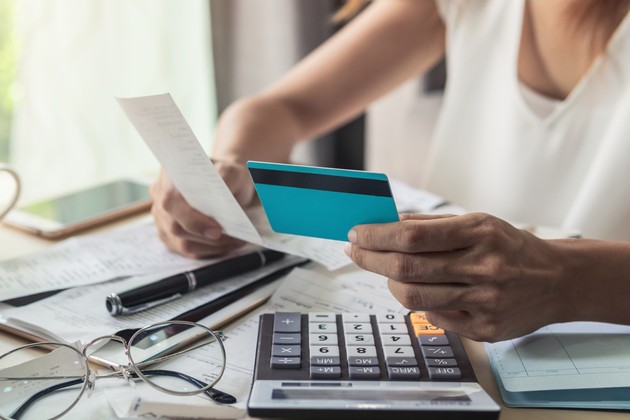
left=0, top=320, right=232, bottom=420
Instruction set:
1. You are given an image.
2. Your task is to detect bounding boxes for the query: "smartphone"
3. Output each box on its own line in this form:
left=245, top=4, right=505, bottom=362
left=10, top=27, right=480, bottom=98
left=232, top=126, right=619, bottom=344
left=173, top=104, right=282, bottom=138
left=4, top=178, right=152, bottom=239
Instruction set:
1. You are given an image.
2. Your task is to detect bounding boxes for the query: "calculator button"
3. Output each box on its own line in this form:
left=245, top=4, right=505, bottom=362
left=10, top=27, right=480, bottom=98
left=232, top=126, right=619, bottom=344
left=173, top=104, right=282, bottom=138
left=425, top=358, right=458, bottom=367
left=310, top=366, right=341, bottom=379
left=385, top=357, right=418, bottom=367
left=413, top=324, right=445, bottom=336
left=376, top=313, right=405, bottom=324
left=349, top=366, right=381, bottom=379
left=428, top=367, right=461, bottom=380
left=309, top=333, right=338, bottom=345
left=310, top=345, right=340, bottom=357
left=410, top=312, right=430, bottom=325
left=345, top=334, right=375, bottom=346
left=273, top=333, right=301, bottom=345
left=274, top=312, right=301, bottom=333
left=346, top=346, right=377, bottom=358
left=377, top=323, right=408, bottom=334
left=308, top=313, right=336, bottom=323
left=421, top=346, right=454, bottom=358
left=271, top=357, right=301, bottom=369
left=342, top=313, right=370, bottom=323
left=272, top=345, right=301, bottom=357
left=418, top=335, right=449, bottom=346
left=387, top=366, right=421, bottom=379
left=382, top=346, right=415, bottom=359
left=343, top=323, right=373, bottom=333
left=347, top=356, right=379, bottom=366
left=309, top=323, right=337, bottom=334
left=380, top=334, right=411, bottom=346
left=310, top=356, right=340, bottom=366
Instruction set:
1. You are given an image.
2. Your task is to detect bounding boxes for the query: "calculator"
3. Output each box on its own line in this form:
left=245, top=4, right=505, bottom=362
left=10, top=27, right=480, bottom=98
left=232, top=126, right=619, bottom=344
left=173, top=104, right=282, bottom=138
left=247, top=312, right=500, bottom=419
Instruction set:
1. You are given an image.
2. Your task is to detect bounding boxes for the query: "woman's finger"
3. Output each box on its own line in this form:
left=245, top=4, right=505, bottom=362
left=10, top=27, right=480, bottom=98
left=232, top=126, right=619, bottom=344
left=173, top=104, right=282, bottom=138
left=345, top=245, right=472, bottom=283
left=387, top=278, right=471, bottom=311
left=349, top=214, right=477, bottom=253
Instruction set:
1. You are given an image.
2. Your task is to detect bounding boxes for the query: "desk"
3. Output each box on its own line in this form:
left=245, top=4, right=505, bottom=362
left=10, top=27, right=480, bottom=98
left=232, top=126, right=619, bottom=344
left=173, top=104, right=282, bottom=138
left=1, top=222, right=628, bottom=420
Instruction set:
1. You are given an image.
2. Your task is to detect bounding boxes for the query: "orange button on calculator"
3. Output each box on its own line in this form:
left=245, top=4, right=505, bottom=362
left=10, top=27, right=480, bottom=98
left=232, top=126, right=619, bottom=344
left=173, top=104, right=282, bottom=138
left=410, top=312, right=445, bottom=336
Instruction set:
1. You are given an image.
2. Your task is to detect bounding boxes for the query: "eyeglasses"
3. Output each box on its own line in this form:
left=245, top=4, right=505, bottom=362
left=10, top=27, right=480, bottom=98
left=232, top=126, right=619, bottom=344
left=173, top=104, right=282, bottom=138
left=0, top=320, right=232, bottom=420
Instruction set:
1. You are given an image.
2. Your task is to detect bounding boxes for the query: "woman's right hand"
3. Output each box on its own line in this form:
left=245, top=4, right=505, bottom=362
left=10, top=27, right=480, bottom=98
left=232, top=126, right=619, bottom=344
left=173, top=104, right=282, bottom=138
left=149, top=160, right=256, bottom=259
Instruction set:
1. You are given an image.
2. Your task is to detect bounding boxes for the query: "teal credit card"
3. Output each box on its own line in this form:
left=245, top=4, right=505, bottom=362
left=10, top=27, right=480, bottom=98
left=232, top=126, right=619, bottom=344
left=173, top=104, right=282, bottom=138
left=247, top=161, right=399, bottom=241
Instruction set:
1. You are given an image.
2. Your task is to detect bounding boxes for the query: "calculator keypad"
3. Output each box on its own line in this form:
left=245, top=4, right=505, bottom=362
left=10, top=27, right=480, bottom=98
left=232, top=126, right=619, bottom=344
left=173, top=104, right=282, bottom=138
left=268, top=311, right=464, bottom=381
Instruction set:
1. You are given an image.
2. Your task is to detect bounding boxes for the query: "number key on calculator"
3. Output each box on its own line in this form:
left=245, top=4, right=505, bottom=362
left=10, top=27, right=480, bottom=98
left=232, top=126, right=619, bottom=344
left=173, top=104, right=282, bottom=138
left=247, top=312, right=500, bottom=419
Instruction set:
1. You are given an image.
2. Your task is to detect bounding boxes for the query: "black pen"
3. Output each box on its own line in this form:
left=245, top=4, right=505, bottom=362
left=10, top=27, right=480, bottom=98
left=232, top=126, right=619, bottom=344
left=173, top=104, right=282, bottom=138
left=106, top=249, right=286, bottom=316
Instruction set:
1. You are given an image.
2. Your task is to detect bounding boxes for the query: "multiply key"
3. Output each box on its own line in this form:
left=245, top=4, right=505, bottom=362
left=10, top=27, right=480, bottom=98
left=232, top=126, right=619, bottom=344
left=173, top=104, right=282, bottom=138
left=272, top=345, right=300, bottom=357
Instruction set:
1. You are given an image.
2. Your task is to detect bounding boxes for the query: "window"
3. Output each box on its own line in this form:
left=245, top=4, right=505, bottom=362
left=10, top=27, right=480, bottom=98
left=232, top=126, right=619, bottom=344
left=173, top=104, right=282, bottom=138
left=0, top=0, right=17, bottom=163
left=6, top=0, right=216, bottom=202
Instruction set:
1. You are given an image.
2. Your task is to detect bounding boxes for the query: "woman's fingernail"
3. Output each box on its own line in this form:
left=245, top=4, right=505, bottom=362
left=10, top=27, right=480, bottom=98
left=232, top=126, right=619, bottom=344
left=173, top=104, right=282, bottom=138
left=204, top=228, right=220, bottom=239
left=344, top=242, right=352, bottom=256
left=347, top=229, right=357, bottom=243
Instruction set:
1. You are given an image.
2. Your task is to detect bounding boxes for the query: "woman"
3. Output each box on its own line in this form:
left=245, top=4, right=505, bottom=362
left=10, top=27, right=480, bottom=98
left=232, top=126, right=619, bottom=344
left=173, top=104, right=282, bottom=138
left=150, top=0, right=630, bottom=342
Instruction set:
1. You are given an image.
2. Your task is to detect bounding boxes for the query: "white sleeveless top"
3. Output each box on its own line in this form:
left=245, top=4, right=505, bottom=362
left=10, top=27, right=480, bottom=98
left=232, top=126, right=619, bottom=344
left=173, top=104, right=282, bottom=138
left=425, top=0, right=630, bottom=240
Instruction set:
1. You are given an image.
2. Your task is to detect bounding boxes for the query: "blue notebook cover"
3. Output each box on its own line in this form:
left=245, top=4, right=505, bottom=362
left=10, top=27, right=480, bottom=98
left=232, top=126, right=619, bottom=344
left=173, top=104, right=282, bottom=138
left=485, top=322, right=630, bottom=410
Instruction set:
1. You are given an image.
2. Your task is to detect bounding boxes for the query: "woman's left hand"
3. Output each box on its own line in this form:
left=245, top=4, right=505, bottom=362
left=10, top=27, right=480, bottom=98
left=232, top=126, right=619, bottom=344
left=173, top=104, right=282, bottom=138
left=344, top=213, right=570, bottom=342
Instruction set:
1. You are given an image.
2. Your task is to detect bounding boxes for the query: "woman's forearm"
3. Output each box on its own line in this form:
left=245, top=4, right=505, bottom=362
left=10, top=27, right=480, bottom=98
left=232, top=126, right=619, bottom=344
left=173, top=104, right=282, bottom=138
left=212, top=95, right=303, bottom=164
left=212, top=0, right=445, bottom=164
left=555, top=238, right=630, bottom=325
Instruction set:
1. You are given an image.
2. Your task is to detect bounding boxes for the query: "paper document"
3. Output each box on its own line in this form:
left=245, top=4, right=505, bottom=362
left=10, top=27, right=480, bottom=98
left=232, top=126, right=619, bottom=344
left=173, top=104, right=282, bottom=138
left=486, top=322, right=630, bottom=410
left=117, top=94, right=354, bottom=270
left=0, top=221, right=213, bottom=301
left=486, top=322, right=630, bottom=392
left=389, top=179, right=446, bottom=212
left=117, top=94, right=262, bottom=245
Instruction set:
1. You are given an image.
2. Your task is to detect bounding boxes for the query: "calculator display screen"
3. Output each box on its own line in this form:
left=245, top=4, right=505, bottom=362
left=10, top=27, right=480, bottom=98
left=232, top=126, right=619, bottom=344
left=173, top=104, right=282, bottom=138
left=272, top=388, right=472, bottom=403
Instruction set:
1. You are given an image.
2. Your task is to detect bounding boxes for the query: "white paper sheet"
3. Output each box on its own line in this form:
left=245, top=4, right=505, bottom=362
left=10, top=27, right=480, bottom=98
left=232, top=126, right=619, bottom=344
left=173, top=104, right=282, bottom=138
left=0, top=221, right=211, bottom=300
left=117, top=94, right=262, bottom=245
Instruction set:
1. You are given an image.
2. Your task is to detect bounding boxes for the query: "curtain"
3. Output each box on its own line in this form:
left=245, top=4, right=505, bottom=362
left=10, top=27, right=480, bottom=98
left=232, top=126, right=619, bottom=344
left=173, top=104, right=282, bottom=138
left=11, top=0, right=215, bottom=202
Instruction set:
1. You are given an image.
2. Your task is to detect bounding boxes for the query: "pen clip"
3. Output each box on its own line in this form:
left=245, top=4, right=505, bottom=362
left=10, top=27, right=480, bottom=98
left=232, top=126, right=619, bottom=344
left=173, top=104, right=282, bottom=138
left=108, top=293, right=183, bottom=316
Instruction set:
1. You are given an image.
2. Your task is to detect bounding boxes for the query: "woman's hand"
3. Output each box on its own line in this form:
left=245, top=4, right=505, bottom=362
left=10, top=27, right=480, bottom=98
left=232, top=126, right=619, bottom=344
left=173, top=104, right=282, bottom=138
left=149, top=161, right=256, bottom=259
left=344, top=213, right=570, bottom=342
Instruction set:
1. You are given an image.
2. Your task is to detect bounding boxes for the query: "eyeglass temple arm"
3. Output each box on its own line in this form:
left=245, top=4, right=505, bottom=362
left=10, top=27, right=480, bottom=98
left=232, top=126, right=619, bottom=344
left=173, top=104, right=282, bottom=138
left=10, top=378, right=84, bottom=419
left=142, top=369, right=236, bottom=404
left=10, top=369, right=235, bottom=418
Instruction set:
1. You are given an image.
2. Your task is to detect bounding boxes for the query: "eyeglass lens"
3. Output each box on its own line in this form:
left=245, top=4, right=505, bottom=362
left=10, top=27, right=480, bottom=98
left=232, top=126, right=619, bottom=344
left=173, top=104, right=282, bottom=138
left=125, top=321, right=226, bottom=396
left=0, top=343, right=89, bottom=420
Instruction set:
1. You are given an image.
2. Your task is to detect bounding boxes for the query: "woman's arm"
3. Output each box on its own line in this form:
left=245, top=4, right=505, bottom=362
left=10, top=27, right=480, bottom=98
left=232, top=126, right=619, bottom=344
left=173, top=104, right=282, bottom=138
left=150, top=0, right=446, bottom=258
left=213, top=0, right=446, bottom=164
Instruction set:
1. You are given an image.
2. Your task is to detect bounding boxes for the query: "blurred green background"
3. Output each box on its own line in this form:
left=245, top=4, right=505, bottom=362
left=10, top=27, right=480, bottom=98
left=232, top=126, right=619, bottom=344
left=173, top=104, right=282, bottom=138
left=0, top=0, right=16, bottom=162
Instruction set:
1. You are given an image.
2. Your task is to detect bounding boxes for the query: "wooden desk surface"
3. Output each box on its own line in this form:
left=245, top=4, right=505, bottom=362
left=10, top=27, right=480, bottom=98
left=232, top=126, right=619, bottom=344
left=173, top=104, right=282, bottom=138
left=1, top=221, right=628, bottom=420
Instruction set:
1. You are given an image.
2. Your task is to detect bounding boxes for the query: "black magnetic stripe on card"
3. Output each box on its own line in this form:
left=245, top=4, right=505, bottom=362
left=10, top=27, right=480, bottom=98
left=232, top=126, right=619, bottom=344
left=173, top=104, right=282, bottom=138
left=248, top=168, right=392, bottom=197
